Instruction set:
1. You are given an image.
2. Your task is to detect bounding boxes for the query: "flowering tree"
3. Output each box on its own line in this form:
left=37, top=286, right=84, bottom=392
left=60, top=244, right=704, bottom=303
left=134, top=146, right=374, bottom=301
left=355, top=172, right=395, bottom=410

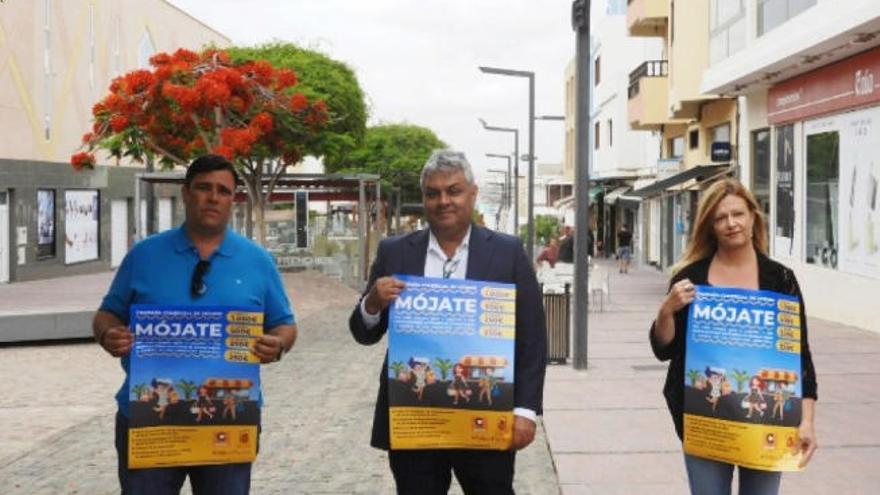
left=72, top=48, right=329, bottom=244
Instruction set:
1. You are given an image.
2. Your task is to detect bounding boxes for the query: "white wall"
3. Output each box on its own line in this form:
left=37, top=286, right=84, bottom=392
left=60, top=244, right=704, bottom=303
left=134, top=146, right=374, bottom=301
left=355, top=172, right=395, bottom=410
left=590, top=0, right=663, bottom=179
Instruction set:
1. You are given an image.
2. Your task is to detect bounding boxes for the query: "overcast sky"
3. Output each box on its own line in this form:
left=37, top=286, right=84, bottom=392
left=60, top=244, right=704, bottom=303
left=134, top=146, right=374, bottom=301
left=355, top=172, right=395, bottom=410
left=169, top=0, right=575, bottom=177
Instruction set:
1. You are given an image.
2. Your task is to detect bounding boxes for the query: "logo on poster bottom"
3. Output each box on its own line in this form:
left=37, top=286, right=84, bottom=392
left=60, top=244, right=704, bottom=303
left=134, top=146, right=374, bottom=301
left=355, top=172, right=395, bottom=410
left=215, top=432, right=228, bottom=446
left=472, top=417, right=486, bottom=432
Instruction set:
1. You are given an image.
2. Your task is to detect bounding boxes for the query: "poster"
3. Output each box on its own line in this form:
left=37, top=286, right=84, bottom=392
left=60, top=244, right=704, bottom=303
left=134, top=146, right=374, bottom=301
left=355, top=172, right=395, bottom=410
left=775, top=124, right=795, bottom=257
left=37, top=189, right=55, bottom=259
left=64, top=189, right=99, bottom=264
left=683, top=286, right=804, bottom=471
left=838, top=107, right=880, bottom=278
left=128, top=305, right=263, bottom=469
left=388, top=275, right=516, bottom=450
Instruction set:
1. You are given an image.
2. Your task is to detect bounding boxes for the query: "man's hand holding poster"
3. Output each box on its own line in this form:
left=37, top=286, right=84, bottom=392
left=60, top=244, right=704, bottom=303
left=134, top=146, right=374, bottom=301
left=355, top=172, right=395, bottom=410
left=388, top=275, right=516, bottom=450
left=684, top=286, right=804, bottom=471
left=128, top=305, right=263, bottom=468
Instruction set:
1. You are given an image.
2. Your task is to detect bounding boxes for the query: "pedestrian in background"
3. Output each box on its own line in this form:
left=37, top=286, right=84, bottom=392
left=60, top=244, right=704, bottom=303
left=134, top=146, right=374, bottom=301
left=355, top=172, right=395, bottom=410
left=648, top=178, right=818, bottom=494
left=536, top=236, right=560, bottom=269
left=616, top=225, right=632, bottom=274
left=93, top=154, right=298, bottom=495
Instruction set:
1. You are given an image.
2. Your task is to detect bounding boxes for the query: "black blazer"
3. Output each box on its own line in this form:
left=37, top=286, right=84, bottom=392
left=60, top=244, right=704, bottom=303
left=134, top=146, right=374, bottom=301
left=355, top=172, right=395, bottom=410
left=649, top=251, right=819, bottom=441
left=349, top=225, right=548, bottom=450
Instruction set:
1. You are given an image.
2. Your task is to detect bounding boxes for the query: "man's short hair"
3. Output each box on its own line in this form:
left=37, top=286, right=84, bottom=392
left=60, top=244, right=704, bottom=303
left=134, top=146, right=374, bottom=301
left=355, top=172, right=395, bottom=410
left=420, top=150, right=474, bottom=190
left=184, top=154, right=238, bottom=187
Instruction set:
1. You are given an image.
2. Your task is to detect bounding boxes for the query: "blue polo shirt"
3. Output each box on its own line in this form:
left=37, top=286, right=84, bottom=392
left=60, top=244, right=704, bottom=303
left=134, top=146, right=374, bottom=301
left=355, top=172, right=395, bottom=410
left=100, top=225, right=295, bottom=416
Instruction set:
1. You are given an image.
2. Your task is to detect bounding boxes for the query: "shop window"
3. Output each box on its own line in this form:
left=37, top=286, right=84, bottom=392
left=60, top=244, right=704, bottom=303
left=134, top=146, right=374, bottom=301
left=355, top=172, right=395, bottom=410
left=775, top=125, right=795, bottom=247
left=805, top=131, right=839, bottom=268
left=595, top=121, right=600, bottom=149
left=752, top=129, right=771, bottom=236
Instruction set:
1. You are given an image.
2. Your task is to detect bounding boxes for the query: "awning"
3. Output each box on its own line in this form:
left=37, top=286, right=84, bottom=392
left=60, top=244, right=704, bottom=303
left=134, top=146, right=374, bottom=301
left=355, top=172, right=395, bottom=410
left=629, top=164, right=732, bottom=198
left=203, top=378, right=254, bottom=389
left=459, top=355, right=508, bottom=368
left=758, top=369, right=799, bottom=383
left=603, top=186, right=631, bottom=205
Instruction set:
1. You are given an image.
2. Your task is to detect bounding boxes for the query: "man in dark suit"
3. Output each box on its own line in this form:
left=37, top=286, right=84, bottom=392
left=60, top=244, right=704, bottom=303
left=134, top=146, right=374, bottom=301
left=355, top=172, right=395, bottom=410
left=349, top=150, right=547, bottom=494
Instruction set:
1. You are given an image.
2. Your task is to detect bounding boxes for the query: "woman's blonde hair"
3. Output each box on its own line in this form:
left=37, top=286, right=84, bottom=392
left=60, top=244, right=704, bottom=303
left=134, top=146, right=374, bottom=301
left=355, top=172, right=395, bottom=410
left=671, top=177, right=768, bottom=276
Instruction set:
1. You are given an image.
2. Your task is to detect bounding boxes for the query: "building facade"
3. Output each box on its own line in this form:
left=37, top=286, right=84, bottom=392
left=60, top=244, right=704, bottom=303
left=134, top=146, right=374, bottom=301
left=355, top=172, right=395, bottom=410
left=564, top=0, right=662, bottom=258
left=701, top=0, right=880, bottom=332
left=0, top=0, right=229, bottom=283
left=626, top=0, right=739, bottom=269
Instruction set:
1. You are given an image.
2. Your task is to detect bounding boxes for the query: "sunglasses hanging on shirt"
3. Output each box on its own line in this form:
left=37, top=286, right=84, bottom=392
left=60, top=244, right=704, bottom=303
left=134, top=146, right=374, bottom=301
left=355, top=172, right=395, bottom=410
left=191, top=260, right=211, bottom=297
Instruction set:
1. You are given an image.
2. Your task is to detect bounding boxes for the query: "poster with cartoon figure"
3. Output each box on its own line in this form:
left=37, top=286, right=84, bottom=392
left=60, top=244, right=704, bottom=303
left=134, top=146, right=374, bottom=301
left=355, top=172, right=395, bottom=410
left=128, top=305, right=263, bottom=469
left=388, top=275, right=516, bottom=450
left=684, top=286, right=804, bottom=471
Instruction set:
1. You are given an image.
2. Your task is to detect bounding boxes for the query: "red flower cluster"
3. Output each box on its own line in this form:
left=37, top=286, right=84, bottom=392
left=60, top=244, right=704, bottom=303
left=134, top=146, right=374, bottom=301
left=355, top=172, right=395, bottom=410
left=73, top=47, right=331, bottom=170
left=71, top=152, right=95, bottom=171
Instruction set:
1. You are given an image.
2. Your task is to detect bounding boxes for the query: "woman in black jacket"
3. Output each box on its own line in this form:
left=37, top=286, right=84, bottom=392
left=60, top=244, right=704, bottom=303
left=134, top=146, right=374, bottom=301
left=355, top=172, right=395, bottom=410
left=650, top=178, right=818, bottom=494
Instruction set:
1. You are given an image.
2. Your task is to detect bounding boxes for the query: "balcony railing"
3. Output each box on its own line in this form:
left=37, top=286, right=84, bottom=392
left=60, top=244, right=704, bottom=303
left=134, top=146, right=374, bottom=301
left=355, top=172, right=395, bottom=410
left=628, top=60, right=668, bottom=99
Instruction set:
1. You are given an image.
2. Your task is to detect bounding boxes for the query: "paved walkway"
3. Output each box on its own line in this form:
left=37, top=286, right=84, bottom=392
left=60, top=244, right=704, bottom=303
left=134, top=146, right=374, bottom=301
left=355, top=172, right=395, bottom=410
left=1, top=262, right=879, bottom=493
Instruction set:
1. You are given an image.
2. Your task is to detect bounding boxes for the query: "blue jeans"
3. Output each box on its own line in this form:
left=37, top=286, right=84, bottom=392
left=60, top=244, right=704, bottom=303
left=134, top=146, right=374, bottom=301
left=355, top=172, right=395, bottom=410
left=115, top=412, right=252, bottom=495
left=684, top=454, right=781, bottom=495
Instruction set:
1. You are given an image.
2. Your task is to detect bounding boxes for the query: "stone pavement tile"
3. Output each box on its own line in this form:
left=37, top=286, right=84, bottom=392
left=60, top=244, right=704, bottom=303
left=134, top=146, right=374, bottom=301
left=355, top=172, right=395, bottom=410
left=543, top=375, right=662, bottom=411
left=561, top=482, right=686, bottom=495
left=553, top=451, right=686, bottom=486
left=781, top=447, right=880, bottom=495
left=543, top=409, right=681, bottom=454
left=814, top=403, right=880, bottom=447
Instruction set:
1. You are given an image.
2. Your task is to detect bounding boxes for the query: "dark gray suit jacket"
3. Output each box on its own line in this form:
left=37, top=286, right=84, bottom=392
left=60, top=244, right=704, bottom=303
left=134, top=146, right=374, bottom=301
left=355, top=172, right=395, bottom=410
left=349, top=225, right=547, bottom=450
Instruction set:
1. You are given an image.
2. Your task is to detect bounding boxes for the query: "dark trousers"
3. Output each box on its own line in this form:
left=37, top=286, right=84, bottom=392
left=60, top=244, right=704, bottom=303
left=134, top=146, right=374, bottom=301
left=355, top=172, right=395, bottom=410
left=389, top=449, right=516, bottom=495
left=115, top=412, right=252, bottom=495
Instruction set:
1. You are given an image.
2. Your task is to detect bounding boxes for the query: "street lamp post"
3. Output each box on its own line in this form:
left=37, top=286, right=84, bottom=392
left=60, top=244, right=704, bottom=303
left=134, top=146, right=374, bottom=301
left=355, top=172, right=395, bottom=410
left=479, top=119, right=520, bottom=234
left=572, top=0, right=592, bottom=370
left=479, top=66, right=536, bottom=261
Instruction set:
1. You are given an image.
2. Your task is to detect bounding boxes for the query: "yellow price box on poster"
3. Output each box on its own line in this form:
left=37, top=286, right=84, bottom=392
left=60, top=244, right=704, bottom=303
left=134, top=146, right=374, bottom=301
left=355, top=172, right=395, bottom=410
left=227, top=311, right=263, bottom=325
left=480, top=300, right=516, bottom=313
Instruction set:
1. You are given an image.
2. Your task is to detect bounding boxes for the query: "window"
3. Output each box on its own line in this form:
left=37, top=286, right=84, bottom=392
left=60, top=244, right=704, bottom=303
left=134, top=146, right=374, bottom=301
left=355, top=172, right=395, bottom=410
left=711, top=123, right=731, bottom=145
left=752, top=129, right=771, bottom=236
left=594, top=56, right=601, bottom=86
left=43, top=0, right=52, bottom=141
left=37, top=189, right=56, bottom=259
left=669, top=136, right=684, bottom=158
left=138, top=29, right=156, bottom=69
left=805, top=131, right=839, bottom=268
left=608, top=119, right=613, bottom=147
left=709, top=0, right=746, bottom=64
left=689, top=129, right=699, bottom=150
left=606, top=0, right=626, bottom=15
left=758, top=0, right=817, bottom=36
left=594, top=121, right=601, bottom=149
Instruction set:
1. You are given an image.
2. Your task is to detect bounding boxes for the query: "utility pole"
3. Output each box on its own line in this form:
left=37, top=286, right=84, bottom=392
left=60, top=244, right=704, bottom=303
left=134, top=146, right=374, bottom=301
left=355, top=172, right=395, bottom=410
left=572, top=0, right=591, bottom=370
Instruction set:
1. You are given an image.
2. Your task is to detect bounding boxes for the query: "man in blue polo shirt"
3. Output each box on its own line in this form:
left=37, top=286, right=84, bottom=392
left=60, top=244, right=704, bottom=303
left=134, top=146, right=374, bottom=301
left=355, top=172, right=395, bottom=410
left=93, top=154, right=297, bottom=495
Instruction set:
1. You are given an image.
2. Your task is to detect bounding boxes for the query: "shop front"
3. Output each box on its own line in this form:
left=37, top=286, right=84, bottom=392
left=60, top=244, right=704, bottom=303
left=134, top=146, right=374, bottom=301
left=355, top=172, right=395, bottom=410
left=768, top=46, right=880, bottom=332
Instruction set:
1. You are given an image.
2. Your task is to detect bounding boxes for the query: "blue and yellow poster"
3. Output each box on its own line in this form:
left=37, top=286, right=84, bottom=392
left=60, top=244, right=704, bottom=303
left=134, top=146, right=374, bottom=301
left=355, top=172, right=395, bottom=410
left=128, top=305, right=263, bottom=469
left=684, top=286, right=804, bottom=471
left=388, top=275, right=516, bottom=450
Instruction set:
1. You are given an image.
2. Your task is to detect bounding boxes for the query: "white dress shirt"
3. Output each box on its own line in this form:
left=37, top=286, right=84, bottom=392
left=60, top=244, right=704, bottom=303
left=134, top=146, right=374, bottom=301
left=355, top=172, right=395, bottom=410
left=360, top=226, right=536, bottom=423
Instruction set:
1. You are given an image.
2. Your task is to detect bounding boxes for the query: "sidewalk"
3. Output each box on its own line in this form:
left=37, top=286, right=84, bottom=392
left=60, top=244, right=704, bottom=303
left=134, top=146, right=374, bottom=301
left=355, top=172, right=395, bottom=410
left=542, top=259, right=880, bottom=494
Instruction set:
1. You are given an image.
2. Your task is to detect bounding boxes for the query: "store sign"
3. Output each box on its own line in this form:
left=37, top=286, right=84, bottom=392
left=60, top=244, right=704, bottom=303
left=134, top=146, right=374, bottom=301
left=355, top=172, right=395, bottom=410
left=710, top=142, right=731, bottom=162
left=768, top=47, right=880, bottom=125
